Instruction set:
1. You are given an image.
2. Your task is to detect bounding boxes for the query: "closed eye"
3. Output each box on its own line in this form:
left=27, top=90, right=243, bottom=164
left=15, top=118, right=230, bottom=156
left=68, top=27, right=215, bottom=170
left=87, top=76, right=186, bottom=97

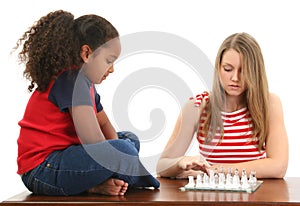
left=223, top=65, right=233, bottom=72
left=106, top=59, right=113, bottom=64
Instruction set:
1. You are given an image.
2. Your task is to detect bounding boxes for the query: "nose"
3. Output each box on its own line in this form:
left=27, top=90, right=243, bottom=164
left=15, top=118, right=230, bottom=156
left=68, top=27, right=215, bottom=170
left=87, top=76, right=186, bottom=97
left=231, top=69, right=239, bottom=82
left=108, top=65, right=114, bottom=73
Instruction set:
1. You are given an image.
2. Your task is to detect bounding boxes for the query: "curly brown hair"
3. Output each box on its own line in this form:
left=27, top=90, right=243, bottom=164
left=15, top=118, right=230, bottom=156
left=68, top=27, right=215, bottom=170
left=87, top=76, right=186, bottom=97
left=14, top=10, right=119, bottom=92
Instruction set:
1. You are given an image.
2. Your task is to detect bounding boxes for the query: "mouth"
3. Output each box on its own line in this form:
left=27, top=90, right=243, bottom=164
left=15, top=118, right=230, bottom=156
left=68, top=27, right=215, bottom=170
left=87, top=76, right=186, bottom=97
left=102, top=74, right=108, bottom=80
left=228, top=84, right=240, bottom=90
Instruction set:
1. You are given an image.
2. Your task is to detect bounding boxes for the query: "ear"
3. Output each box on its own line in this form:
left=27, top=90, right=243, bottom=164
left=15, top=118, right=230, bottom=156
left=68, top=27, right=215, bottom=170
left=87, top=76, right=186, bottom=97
left=80, top=45, right=92, bottom=62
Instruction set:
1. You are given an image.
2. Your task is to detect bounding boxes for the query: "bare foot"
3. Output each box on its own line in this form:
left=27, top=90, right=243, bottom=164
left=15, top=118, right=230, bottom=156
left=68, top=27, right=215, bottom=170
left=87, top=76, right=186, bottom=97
left=87, top=178, right=128, bottom=195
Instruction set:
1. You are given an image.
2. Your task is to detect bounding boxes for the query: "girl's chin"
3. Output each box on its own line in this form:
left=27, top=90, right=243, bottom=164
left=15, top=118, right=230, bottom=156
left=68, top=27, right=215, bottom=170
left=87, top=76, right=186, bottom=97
left=98, top=78, right=106, bottom=84
left=225, top=90, right=244, bottom=97
left=225, top=87, right=246, bottom=95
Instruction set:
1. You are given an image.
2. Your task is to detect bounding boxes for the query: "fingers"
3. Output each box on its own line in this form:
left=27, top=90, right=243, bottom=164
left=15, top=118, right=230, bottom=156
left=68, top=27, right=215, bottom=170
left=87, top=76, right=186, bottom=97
left=178, top=156, right=209, bottom=171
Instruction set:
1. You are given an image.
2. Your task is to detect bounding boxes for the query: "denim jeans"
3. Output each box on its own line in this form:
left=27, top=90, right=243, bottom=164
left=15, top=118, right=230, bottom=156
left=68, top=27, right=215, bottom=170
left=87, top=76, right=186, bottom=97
left=21, top=131, right=160, bottom=195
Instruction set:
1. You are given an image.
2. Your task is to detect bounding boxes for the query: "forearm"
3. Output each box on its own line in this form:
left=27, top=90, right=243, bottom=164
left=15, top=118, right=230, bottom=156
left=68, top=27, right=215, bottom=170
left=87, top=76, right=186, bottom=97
left=71, top=106, right=106, bottom=144
left=210, top=158, right=288, bottom=179
left=157, top=98, right=208, bottom=178
left=100, top=120, right=118, bottom=140
left=157, top=157, right=183, bottom=178
left=96, top=110, right=118, bottom=140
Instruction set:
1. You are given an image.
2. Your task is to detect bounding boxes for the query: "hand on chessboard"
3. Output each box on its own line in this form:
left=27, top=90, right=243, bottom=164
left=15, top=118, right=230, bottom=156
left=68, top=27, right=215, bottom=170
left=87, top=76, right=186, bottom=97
left=174, top=155, right=211, bottom=179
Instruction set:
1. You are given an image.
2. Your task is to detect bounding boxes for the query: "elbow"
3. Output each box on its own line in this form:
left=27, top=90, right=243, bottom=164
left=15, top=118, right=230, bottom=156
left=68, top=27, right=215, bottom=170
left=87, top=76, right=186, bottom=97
left=156, top=158, right=177, bottom=178
left=276, top=164, right=288, bottom=178
left=156, top=159, right=166, bottom=177
left=271, top=161, right=288, bottom=178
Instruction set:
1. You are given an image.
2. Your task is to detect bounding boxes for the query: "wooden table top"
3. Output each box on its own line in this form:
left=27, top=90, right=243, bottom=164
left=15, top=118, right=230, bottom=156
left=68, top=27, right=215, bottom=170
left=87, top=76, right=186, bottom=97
left=1, top=177, right=300, bottom=205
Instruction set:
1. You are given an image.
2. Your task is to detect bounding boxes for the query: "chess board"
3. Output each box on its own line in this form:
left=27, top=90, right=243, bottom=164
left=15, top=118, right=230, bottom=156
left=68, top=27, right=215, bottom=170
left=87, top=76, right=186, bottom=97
left=179, top=169, right=263, bottom=193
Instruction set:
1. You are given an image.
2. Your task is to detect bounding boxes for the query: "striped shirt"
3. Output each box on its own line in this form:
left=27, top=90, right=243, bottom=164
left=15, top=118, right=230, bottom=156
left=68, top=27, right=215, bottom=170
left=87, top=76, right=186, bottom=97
left=196, top=106, right=266, bottom=165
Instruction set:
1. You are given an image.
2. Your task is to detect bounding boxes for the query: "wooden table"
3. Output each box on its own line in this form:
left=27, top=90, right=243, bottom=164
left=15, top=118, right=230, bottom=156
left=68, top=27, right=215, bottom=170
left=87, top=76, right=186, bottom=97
left=1, top=177, right=300, bottom=205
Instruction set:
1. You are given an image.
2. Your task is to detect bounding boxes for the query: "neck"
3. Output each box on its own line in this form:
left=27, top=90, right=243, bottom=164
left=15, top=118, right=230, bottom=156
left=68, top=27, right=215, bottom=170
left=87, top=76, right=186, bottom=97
left=225, top=94, right=246, bottom=112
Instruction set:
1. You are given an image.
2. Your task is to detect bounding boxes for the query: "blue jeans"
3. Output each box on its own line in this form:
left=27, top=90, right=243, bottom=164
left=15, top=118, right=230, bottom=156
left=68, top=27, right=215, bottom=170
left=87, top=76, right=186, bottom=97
left=21, top=131, right=160, bottom=195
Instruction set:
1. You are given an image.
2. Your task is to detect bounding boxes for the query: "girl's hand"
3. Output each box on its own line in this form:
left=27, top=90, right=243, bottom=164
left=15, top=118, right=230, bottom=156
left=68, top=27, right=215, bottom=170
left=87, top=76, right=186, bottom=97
left=175, top=155, right=211, bottom=178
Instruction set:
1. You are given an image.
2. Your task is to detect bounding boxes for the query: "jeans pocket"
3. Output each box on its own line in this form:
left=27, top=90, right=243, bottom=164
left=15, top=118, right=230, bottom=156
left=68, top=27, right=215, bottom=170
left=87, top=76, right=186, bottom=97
left=32, top=177, right=66, bottom=196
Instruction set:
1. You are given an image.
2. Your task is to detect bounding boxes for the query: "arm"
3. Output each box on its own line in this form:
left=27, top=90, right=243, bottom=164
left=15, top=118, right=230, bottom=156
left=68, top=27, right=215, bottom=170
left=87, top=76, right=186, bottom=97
left=210, top=93, right=289, bottom=178
left=156, top=98, right=209, bottom=178
left=70, top=106, right=118, bottom=143
left=96, top=110, right=118, bottom=140
left=70, top=106, right=106, bottom=144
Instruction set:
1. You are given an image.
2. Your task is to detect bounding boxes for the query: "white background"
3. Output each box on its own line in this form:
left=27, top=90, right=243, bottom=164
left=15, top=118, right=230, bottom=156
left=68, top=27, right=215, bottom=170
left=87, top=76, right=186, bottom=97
left=1, top=0, right=300, bottom=201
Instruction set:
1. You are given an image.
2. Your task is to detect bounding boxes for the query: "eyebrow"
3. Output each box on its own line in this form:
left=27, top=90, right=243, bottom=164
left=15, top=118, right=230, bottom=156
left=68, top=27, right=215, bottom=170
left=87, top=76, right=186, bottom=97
left=222, top=62, right=234, bottom=68
left=109, top=55, right=118, bottom=60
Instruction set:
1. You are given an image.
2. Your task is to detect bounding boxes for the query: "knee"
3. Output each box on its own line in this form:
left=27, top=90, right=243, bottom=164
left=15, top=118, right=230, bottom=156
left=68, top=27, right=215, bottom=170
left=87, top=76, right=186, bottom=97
left=108, top=138, right=139, bottom=157
left=117, top=131, right=140, bottom=152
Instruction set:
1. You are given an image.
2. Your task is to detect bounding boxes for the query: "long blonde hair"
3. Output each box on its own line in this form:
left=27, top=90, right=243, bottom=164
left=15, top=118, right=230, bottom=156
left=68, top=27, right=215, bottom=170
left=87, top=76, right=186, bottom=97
left=203, top=32, right=269, bottom=150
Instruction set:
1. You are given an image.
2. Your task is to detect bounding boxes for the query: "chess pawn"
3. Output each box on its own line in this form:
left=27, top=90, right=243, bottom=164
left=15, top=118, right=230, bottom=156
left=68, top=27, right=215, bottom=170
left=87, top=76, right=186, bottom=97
left=203, top=173, right=210, bottom=186
left=248, top=171, right=257, bottom=185
left=196, top=173, right=203, bottom=188
left=241, top=169, right=249, bottom=188
left=209, top=169, right=215, bottom=186
left=241, top=169, right=248, bottom=184
left=232, top=168, right=240, bottom=188
left=213, top=172, right=219, bottom=188
left=185, top=176, right=195, bottom=189
left=225, top=168, right=233, bottom=188
left=218, top=171, right=226, bottom=188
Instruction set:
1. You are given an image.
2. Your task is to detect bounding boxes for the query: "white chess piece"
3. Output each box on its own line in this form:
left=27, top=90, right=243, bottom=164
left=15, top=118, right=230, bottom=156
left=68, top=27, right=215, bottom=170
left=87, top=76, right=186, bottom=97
left=218, top=172, right=225, bottom=188
left=209, top=169, right=215, bottom=186
left=185, top=176, right=195, bottom=189
left=195, top=173, right=203, bottom=188
left=232, top=168, right=240, bottom=188
left=241, top=169, right=250, bottom=188
left=248, top=171, right=257, bottom=185
left=225, top=168, right=233, bottom=188
left=212, top=172, right=219, bottom=188
left=217, top=166, right=225, bottom=188
left=203, top=173, right=209, bottom=187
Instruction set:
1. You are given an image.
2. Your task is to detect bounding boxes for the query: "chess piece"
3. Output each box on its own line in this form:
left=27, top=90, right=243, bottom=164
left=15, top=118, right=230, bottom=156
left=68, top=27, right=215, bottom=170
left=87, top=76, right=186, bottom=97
left=248, top=171, right=257, bottom=185
left=218, top=168, right=226, bottom=188
left=196, top=173, right=203, bottom=188
left=225, top=168, right=233, bottom=188
left=213, top=171, right=219, bottom=188
left=241, top=169, right=250, bottom=188
left=203, top=173, right=209, bottom=186
left=232, top=168, right=240, bottom=188
left=185, top=176, right=195, bottom=189
left=209, top=169, right=215, bottom=186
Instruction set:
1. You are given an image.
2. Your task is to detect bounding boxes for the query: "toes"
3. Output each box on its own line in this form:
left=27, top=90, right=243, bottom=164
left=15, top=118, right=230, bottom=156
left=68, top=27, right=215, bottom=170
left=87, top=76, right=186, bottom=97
left=111, top=178, right=126, bottom=187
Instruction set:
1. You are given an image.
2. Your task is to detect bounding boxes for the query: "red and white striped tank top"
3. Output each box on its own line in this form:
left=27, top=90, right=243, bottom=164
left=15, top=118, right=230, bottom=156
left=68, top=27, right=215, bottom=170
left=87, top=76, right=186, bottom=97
left=197, top=106, right=266, bottom=165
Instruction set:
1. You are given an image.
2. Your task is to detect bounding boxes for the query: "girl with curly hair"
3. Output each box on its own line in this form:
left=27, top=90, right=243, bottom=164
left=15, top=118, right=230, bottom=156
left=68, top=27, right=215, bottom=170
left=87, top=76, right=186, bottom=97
left=15, top=10, right=159, bottom=196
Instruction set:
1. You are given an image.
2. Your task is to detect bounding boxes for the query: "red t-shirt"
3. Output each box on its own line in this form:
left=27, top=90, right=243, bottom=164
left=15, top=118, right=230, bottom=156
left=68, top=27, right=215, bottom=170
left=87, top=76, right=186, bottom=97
left=17, top=70, right=102, bottom=174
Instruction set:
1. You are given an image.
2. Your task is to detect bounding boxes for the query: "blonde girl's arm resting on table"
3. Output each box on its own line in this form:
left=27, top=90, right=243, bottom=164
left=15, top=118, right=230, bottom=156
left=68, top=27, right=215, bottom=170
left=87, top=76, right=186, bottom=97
left=156, top=98, right=207, bottom=178
left=70, top=106, right=106, bottom=144
left=210, top=93, right=288, bottom=178
left=261, top=93, right=288, bottom=177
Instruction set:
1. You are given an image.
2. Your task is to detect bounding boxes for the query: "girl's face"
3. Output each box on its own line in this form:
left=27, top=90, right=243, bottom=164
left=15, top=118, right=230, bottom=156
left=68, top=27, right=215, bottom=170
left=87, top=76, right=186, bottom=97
left=219, top=48, right=247, bottom=97
left=83, top=38, right=121, bottom=84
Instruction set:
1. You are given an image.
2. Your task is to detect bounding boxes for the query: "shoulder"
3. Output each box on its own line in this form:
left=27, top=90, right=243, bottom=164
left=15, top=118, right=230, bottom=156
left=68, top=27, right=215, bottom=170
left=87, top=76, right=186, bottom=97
left=189, top=91, right=209, bottom=108
left=269, top=92, right=281, bottom=102
left=182, top=91, right=209, bottom=119
left=269, top=92, right=283, bottom=109
left=268, top=92, right=285, bottom=119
